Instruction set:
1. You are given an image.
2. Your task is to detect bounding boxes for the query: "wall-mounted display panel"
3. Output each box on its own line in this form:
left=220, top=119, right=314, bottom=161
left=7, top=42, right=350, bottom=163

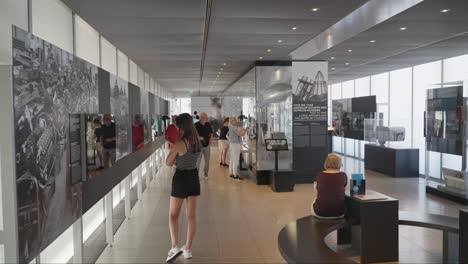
left=12, top=26, right=99, bottom=263
left=425, top=86, right=463, bottom=156
left=332, top=96, right=377, bottom=140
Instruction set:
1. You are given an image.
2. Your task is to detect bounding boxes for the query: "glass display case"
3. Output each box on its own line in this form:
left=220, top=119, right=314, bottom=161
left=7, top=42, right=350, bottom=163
left=255, top=66, right=293, bottom=171
left=424, top=84, right=468, bottom=204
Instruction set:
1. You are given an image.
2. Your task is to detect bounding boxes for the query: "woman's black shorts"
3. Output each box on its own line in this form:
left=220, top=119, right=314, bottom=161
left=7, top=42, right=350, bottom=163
left=171, top=169, right=200, bottom=198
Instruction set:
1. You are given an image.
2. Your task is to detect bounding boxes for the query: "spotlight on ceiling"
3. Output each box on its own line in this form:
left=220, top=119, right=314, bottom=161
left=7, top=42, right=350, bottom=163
left=291, top=26, right=298, bottom=30
left=345, top=62, right=350, bottom=66
left=220, top=68, right=224, bottom=70
left=348, top=49, right=353, bottom=52
left=223, top=62, right=227, bottom=66
left=440, top=9, right=451, bottom=13
left=330, top=57, right=335, bottom=60
left=267, top=49, right=272, bottom=52
left=400, top=27, right=407, bottom=31
left=369, top=40, right=376, bottom=43
left=311, top=7, right=320, bottom=12
left=277, top=40, right=283, bottom=43
left=331, top=68, right=336, bottom=70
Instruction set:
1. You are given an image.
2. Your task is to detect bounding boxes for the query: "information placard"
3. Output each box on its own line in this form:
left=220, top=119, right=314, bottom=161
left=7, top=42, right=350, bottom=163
left=265, top=139, right=289, bottom=151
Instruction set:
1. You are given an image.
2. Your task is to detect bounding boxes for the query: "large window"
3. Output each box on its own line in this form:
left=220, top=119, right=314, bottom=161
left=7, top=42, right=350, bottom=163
left=389, top=67, right=412, bottom=147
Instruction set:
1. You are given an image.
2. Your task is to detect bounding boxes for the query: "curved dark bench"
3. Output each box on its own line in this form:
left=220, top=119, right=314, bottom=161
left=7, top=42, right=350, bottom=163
left=278, top=215, right=353, bottom=263
left=399, top=211, right=459, bottom=263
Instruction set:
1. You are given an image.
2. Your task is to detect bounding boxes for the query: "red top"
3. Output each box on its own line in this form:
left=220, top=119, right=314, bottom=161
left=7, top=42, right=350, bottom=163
left=165, top=124, right=178, bottom=147
left=313, top=172, right=348, bottom=217
left=132, top=124, right=145, bottom=151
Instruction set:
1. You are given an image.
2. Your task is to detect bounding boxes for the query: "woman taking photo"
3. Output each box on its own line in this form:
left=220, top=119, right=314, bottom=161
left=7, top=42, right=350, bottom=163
left=165, top=113, right=202, bottom=262
left=218, top=117, right=230, bottom=167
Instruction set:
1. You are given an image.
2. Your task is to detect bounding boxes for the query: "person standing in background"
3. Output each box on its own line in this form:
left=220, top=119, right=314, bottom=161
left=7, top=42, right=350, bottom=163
left=102, top=114, right=116, bottom=168
left=195, top=112, right=213, bottom=178
left=93, top=118, right=104, bottom=170
left=218, top=117, right=230, bottom=167
left=228, top=117, right=248, bottom=181
left=192, top=111, right=200, bottom=124
left=165, top=115, right=178, bottom=148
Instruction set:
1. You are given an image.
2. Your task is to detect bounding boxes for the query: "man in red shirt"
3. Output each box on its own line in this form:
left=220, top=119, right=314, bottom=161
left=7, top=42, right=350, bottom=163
left=165, top=115, right=178, bottom=148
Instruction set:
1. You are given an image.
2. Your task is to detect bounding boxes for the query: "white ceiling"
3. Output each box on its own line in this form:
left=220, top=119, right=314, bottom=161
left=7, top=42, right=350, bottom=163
left=309, top=0, right=468, bottom=83
left=61, top=0, right=367, bottom=95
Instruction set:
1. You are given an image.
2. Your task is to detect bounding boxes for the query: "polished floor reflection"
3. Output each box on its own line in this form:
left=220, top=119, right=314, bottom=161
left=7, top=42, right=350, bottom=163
left=96, top=146, right=467, bottom=263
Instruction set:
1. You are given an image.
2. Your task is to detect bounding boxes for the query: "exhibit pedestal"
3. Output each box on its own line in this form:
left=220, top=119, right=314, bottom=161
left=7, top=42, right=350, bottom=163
left=270, top=170, right=294, bottom=192
left=364, top=144, right=419, bottom=178
left=256, top=170, right=270, bottom=185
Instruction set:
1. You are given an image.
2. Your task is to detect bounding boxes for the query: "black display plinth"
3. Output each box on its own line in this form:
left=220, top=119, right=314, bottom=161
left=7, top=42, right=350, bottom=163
left=461, top=210, right=468, bottom=263
left=426, top=186, right=468, bottom=205
left=256, top=170, right=270, bottom=185
left=270, top=170, right=294, bottom=192
left=364, top=144, right=419, bottom=178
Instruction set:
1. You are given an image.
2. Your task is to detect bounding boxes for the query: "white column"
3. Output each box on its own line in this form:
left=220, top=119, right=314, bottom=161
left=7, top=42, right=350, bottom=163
left=73, top=218, right=83, bottom=264
left=137, top=166, right=142, bottom=201
left=104, top=192, right=113, bottom=246
left=146, top=159, right=151, bottom=187
left=124, top=175, right=131, bottom=219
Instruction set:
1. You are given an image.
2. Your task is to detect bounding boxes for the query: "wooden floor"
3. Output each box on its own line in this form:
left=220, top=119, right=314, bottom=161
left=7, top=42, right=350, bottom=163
left=96, top=147, right=468, bottom=263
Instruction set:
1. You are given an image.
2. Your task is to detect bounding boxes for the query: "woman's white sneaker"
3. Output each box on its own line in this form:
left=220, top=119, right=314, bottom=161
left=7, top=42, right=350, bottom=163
left=166, top=246, right=183, bottom=262
left=182, top=246, right=192, bottom=259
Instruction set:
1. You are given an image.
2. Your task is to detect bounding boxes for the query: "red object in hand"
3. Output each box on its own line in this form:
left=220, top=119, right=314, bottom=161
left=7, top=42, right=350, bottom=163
left=165, top=124, right=178, bottom=148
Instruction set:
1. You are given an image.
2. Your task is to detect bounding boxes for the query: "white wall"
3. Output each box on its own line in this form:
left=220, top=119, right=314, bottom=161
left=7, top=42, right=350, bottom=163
left=75, top=15, right=100, bottom=66
left=129, top=59, right=138, bottom=85
left=100, top=37, right=117, bottom=74
left=31, top=0, right=73, bottom=53
left=138, top=66, right=145, bottom=90
left=117, top=50, right=129, bottom=81
left=0, top=0, right=28, bottom=65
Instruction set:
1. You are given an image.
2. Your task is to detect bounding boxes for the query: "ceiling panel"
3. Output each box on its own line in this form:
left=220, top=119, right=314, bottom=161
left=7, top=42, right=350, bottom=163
left=62, top=0, right=367, bottom=94
left=201, top=0, right=368, bottom=95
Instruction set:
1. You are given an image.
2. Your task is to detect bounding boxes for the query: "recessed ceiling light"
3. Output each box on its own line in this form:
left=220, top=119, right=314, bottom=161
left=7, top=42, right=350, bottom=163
left=311, top=7, right=320, bottom=12
left=277, top=40, right=283, bottom=43
left=259, top=56, right=263, bottom=60
left=400, top=27, right=407, bottom=31
left=331, top=68, right=336, bottom=70
left=291, top=26, right=298, bottom=31
left=218, top=72, right=221, bottom=74
left=217, top=75, right=219, bottom=77
left=330, top=57, right=335, bottom=60
left=220, top=68, right=224, bottom=71
left=369, top=40, right=376, bottom=43
left=223, top=62, right=227, bottom=66
left=345, top=62, right=350, bottom=66
left=267, top=49, right=272, bottom=52
left=440, top=9, right=450, bottom=13
left=348, top=49, right=353, bottom=52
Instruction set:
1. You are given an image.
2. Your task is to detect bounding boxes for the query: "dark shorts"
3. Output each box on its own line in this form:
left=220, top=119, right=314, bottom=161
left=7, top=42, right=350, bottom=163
left=171, top=169, right=200, bottom=198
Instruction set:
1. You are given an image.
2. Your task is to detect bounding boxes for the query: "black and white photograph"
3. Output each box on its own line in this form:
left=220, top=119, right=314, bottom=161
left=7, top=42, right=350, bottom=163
left=85, top=114, right=117, bottom=179
left=110, top=73, right=130, bottom=160
left=12, top=26, right=84, bottom=263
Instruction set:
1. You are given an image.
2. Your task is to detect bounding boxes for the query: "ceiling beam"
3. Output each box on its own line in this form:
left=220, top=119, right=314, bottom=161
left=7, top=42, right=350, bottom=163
left=290, top=0, right=424, bottom=60
left=199, top=0, right=213, bottom=96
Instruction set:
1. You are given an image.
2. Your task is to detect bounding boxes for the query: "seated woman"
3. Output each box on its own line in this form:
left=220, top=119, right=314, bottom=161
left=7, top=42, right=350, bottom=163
left=312, top=154, right=348, bottom=219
